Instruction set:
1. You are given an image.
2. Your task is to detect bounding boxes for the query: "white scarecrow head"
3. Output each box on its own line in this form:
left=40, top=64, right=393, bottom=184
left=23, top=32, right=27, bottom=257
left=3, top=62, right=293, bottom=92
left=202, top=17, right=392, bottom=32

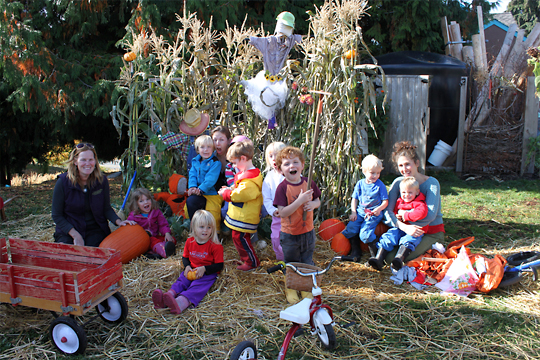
left=275, top=11, right=295, bottom=37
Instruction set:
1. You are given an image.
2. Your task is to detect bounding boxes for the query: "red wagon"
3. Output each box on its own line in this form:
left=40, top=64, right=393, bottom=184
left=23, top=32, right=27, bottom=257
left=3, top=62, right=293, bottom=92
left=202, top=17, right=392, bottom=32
left=0, top=238, right=128, bottom=355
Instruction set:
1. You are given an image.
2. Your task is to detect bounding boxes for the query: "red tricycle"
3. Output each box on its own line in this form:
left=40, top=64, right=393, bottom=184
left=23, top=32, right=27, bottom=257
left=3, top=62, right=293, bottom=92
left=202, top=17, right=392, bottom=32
left=0, top=238, right=128, bottom=355
left=230, top=256, right=355, bottom=360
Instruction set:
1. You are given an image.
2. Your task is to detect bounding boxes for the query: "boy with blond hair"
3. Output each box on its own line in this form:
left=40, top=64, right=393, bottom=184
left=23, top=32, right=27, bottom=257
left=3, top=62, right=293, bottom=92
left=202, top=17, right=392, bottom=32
left=219, top=140, right=263, bottom=271
left=370, top=176, right=428, bottom=271
left=186, top=135, right=222, bottom=222
left=341, top=154, right=388, bottom=260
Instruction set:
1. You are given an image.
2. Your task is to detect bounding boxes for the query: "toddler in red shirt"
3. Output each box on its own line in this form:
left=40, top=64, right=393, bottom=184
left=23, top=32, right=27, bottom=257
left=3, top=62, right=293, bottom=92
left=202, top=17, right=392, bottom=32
left=370, top=176, right=428, bottom=271
left=151, top=210, right=224, bottom=314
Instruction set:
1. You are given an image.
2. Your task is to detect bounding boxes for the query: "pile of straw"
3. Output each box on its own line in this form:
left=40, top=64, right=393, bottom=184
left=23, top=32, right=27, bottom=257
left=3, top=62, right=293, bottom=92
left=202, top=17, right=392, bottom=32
left=1, top=217, right=539, bottom=359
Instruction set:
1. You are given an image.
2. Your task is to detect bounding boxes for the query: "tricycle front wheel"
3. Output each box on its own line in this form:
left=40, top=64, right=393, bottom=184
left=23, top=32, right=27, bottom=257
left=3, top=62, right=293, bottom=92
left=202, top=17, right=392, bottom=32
left=49, top=316, right=87, bottom=355
left=97, top=292, right=128, bottom=323
left=230, top=340, right=257, bottom=360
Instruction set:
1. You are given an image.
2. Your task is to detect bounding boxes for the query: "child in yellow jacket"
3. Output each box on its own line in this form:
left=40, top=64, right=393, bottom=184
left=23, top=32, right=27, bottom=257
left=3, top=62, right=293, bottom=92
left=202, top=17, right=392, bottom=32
left=219, top=140, right=263, bottom=271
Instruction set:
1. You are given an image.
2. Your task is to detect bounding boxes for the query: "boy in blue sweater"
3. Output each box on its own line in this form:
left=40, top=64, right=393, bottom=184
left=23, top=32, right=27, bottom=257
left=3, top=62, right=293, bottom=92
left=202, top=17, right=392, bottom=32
left=186, top=135, right=222, bottom=221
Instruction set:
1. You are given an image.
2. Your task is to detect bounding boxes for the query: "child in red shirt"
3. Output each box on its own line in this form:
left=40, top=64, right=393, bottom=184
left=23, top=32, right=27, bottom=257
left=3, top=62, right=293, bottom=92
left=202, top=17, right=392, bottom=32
left=151, top=210, right=224, bottom=314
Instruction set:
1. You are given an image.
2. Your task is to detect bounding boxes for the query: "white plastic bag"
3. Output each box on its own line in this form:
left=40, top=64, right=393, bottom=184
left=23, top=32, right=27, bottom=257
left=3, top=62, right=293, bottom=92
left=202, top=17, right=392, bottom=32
left=435, top=246, right=479, bottom=297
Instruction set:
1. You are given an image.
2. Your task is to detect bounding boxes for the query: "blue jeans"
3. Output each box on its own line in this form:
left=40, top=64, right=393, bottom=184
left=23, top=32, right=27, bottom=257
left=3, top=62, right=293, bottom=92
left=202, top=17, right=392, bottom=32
left=342, top=212, right=383, bottom=243
left=378, top=227, right=423, bottom=252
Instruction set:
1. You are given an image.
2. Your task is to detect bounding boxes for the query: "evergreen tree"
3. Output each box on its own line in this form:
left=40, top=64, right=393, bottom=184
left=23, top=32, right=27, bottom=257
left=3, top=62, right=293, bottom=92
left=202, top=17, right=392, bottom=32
left=0, top=0, right=131, bottom=184
left=362, top=0, right=497, bottom=56
left=508, top=0, right=540, bottom=36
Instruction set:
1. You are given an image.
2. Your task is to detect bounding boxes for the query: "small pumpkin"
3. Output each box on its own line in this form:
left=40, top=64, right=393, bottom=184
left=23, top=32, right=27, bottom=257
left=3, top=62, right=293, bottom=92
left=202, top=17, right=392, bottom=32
left=186, top=270, right=197, bottom=281
left=331, top=232, right=351, bottom=255
left=318, top=219, right=346, bottom=242
left=123, top=51, right=136, bottom=62
left=344, top=49, right=356, bottom=59
left=100, top=224, right=150, bottom=264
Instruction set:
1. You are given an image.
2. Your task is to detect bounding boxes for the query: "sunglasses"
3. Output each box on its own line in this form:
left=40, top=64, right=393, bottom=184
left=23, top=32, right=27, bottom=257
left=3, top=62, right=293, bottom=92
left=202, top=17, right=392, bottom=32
left=75, top=143, right=94, bottom=150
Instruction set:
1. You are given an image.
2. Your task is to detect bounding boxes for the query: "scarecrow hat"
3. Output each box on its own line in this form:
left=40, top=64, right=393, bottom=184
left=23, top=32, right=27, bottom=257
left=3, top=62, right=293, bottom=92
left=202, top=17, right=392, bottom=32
left=275, top=12, right=295, bottom=37
left=276, top=12, right=295, bottom=28
left=179, top=108, right=210, bottom=136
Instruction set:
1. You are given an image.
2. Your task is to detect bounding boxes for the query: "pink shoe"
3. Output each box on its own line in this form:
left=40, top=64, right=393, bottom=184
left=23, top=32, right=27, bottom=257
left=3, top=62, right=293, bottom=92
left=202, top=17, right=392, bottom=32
left=164, top=293, right=190, bottom=314
left=152, top=289, right=164, bottom=309
left=236, top=262, right=256, bottom=271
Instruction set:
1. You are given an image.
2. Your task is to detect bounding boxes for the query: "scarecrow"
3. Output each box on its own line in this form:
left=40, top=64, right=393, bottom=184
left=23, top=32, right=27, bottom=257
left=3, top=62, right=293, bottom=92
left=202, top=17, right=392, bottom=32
left=242, top=12, right=302, bottom=129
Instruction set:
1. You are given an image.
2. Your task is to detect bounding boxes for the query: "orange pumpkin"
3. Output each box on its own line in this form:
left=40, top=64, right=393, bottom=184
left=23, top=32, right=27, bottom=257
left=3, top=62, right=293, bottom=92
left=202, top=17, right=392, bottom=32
left=186, top=270, right=197, bottom=281
left=318, top=219, right=346, bottom=242
left=100, top=225, right=150, bottom=264
left=123, top=51, right=136, bottom=62
left=331, top=233, right=351, bottom=255
left=374, top=222, right=390, bottom=238
left=344, top=49, right=356, bottom=59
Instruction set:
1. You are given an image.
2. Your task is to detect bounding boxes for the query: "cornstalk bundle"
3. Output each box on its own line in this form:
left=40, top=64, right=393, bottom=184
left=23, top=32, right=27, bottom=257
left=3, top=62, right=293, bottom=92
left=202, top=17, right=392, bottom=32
left=111, top=0, right=384, bottom=219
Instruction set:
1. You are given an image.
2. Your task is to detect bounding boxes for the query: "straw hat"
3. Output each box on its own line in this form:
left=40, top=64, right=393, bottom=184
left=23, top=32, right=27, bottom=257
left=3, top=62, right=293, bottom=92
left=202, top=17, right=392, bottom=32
left=179, top=108, right=210, bottom=136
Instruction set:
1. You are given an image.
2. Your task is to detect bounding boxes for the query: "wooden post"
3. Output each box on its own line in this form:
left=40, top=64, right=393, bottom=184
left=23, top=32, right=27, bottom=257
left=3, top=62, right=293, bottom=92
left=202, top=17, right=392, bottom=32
left=441, top=17, right=450, bottom=56
left=472, top=34, right=484, bottom=72
left=456, top=77, right=468, bottom=174
left=462, top=46, right=474, bottom=67
left=477, top=6, right=488, bottom=70
left=449, top=21, right=463, bottom=61
left=521, top=76, right=539, bottom=175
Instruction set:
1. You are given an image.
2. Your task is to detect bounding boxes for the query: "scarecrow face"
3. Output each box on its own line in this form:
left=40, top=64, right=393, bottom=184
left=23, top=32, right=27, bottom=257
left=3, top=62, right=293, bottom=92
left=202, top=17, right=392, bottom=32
left=280, top=156, right=304, bottom=184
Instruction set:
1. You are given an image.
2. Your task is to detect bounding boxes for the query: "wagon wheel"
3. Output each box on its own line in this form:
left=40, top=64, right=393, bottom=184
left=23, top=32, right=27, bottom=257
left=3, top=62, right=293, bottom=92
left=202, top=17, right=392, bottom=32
left=49, top=316, right=87, bottom=355
left=96, top=292, right=128, bottom=324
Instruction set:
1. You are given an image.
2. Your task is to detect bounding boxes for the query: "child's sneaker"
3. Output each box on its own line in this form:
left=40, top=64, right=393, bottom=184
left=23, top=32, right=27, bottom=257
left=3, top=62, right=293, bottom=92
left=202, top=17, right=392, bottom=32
left=236, top=262, right=256, bottom=271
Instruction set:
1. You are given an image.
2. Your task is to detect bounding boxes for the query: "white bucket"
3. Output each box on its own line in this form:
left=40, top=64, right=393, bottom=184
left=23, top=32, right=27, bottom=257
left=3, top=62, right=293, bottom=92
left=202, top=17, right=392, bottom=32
left=428, top=140, right=453, bottom=166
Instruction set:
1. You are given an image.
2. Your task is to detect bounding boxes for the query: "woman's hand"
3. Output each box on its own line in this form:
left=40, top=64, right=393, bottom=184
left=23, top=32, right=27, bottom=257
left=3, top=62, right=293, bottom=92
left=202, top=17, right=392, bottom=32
left=70, top=229, right=84, bottom=246
left=399, top=222, right=424, bottom=237
left=118, top=220, right=136, bottom=226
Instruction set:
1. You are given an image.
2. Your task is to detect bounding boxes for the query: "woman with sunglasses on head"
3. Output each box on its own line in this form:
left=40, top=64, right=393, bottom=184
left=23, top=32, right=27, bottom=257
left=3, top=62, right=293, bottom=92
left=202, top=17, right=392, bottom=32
left=52, top=143, right=130, bottom=247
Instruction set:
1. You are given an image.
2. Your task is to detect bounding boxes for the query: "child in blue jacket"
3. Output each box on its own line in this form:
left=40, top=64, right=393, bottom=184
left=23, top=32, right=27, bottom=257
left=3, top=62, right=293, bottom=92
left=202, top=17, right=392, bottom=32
left=186, top=135, right=222, bottom=221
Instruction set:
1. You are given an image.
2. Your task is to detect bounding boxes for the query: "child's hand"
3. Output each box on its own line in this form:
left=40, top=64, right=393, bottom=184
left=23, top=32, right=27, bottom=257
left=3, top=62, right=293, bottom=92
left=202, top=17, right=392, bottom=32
left=183, top=266, right=193, bottom=277
left=195, top=266, right=206, bottom=279
left=164, top=233, right=174, bottom=243
left=303, top=200, right=318, bottom=212
left=272, top=210, right=279, bottom=217
left=187, top=187, right=197, bottom=196
left=218, top=187, right=226, bottom=196
left=296, top=189, right=313, bottom=205
left=396, top=214, right=404, bottom=221
left=371, top=208, right=381, bottom=216
left=349, top=212, right=357, bottom=221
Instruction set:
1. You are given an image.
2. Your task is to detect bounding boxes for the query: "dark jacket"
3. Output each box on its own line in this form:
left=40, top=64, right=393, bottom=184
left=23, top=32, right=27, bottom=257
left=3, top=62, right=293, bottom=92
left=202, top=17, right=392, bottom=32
left=52, top=173, right=119, bottom=238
